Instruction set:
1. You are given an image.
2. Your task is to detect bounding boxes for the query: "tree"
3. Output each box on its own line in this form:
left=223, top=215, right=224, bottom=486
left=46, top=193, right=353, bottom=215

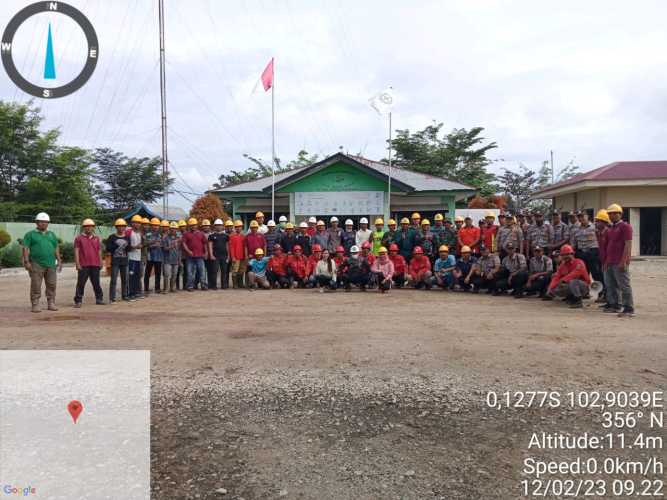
left=189, top=193, right=227, bottom=222
left=92, top=148, right=173, bottom=216
left=496, top=164, right=539, bottom=212
left=537, top=159, right=580, bottom=189
left=468, top=194, right=508, bottom=210
left=212, top=149, right=318, bottom=189
left=390, top=123, right=498, bottom=196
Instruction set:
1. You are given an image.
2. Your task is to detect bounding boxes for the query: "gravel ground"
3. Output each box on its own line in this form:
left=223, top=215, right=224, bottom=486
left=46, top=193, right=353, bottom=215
left=1, top=260, right=666, bottom=499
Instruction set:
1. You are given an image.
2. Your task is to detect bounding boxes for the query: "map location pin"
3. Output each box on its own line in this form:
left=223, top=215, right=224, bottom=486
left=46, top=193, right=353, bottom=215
left=67, top=400, right=83, bottom=424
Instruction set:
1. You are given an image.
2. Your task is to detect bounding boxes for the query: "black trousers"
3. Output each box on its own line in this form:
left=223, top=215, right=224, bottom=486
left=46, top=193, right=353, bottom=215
left=315, top=275, right=337, bottom=289
left=477, top=274, right=498, bottom=291
left=144, top=261, right=162, bottom=292
left=495, top=269, right=529, bottom=292
left=524, top=273, right=552, bottom=296
left=288, top=270, right=307, bottom=288
left=178, top=258, right=188, bottom=289
left=206, top=259, right=218, bottom=289
left=109, top=260, right=128, bottom=301
left=392, top=273, right=405, bottom=288
left=215, top=258, right=229, bottom=289
left=268, top=271, right=290, bottom=288
left=74, top=266, right=103, bottom=303
left=576, top=248, right=603, bottom=283
left=341, top=273, right=369, bottom=288
left=374, top=272, right=391, bottom=290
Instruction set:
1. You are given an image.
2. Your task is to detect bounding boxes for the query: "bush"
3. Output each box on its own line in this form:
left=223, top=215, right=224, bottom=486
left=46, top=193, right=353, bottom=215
left=0, top=242, right=23, bottom=268
left=0, top=229, right=10, bottom=249
left=60, top=242, right=75, bottom=263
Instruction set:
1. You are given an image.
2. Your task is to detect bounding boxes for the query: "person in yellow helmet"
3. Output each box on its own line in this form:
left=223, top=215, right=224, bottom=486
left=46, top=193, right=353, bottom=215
left=433, top=244, right=456, bottom=290
left=415, top=218, right=437, bottom=263
left=127, top=214, right=145, bottom=299
left=381, top=218, right=398, bottom=249
left=162, top=221, right=181, bottom=293
left=176, top=220, right=188, bottom=290
left=370, top=218, right=385, bottom=256
left=181, top=217, right=209, bottom=291
left=106, top=218, right=131, bottom=302
left=370, top=246, right=394, bottom=293
left=143, top=216, right=164, bottom=294
left=229, top=220, right=247, bottom=288
left=253, top=211, right=268, bottom=234
left=602, top=203, right=634, bottom=316
left=594, top=209, right=610, bottom=305
left=432, top=213, right=445, bottom=241
left=410, top=212, right=421, bottom=232
left=247, top=248, right=270, bottom=290
left=395, top=217, right=416, bottom=262
left=73, top=218, right=104, bottom=307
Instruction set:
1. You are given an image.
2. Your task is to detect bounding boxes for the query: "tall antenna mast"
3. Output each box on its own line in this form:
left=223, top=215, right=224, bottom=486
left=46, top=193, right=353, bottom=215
left=158, top=0, right=168, bottom=217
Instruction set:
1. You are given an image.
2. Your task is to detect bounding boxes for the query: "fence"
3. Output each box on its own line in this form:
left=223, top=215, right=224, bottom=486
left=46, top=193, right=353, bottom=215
left=0, top=222, right=115, bottom=244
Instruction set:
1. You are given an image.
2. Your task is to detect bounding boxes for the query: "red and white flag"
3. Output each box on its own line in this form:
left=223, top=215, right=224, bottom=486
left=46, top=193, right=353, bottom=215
left=261, top=58, right=274, bottom=91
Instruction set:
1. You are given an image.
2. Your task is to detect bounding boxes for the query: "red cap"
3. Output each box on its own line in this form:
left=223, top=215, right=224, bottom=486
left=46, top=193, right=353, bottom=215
left=361, top=241, right=371, bottom=249
left=312, top=244, right=322, bottom=252
left=413, top=246, right=424, bottom=255
left=560, top=244, right=574, bottom=255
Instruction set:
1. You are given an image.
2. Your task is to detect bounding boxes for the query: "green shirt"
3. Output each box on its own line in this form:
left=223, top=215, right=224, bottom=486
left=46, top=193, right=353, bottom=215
left=370, top=230, right=385, bottom=255
left=23, top=229, right=59, bottom=268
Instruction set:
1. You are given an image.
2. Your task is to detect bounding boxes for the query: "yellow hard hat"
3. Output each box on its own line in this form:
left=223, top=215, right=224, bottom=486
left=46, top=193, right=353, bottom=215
left=411, top=212, right=421, bottom=219
left=595, top=209, right=611, bottom=224
left=439, top=245, right=449, bottom=252
left=400, top=217, right=410, bottom=224
left=114, top=218, right=127, bottom=226
left=234, top=220, right=243, bottom=227
left=249, top=220, right=259, bottom=228
left=421, top=219, right=430, bottom=225
left=461, top=245, right=472, bottom=253
left=160, top=220, right=170, bottom=227
left=254, top=248, right=264, bottom=256
left=142, top=217, right=150, bottom=224
left=434, top=213, right=444, bottom=221
left=178, top=219, right=187, bottom=227
left=201, top=219, right=211, bottom=226
left=374, top=218, right=384, bottom=225
left=169, top=221, right=179, bottom=229
left=187, top=217, right=198, bottom=225
left=131, top=215, right=143, bottom=223
left=150, top=217, right=161, bottom=225
left=485, top=211, right=496, bottom=218
left=285, top=222, right=294, bottom=229
left=255, top=211, right=264, bottom=218
left=224, top=219, right=234, bottom=227
left=378, top=246, right=388, bottom=254
left=388, top=218, right=397, bottom=226
left=606, top=203, right=623, bottom=213
left=82, top=218, right=95, bottom=227
left=454, top=216, right=464, bottom=223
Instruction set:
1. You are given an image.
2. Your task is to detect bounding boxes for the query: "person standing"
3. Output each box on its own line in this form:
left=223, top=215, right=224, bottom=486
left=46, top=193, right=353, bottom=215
left=414, top=219, right=437, bottom=263
left=431, top=213, right=445, bottom=241
left=176, top=219, right=188, bottom=290
left=162, top=222, right=181, bottom=293
left=107, top=218, right=130, bottom=302
left=245, top=220, right=267, bottom=259
left=355, top=217, right=372, bottom=247
left=254, top=211, right=268, bottom=234
left=144, top=218, right=163, bottom=294
left=327, top=216, right=344, bottom=253
left=341, top=219, right=356, bottom=255
left=526, top=211, right=553, bottom=259
left=312, top=220, right=331, bottom=252
left=200, top=219, right=216, bottom=289
left=603, top=204, right=635, bottom=317
left=280, top=223, right=297, bottom=254
left=229, top=220, right=247, bottom=288
left=264, top=220, right=282, bottom=256
left=548, top=212, right=570, bottom=258
left=594, top=209, right=611, bottom=304
left=369, top=218, right=385, bottom=256
left=381, top=219, right=398, bottom=248
left=395, top=218, right=415, bottom=263
left=572, top=212, right=603, bottom=286
left=127, top=215, right=144, bottom=299
left=439, top=219, right=458, bottom=253
left=208, top=219, right=230, bottom=289
left=181, top=218, right=208, bottom=291
left=73, top=218, right=104, bottom=307
left=22, top=212, right=61, bottom=312
left=306, top=216, right=317, bottom=237
left=277, top=215, right=288, bottom=233
left=457, top=216, right=481, bottom=255
left=480, top=212, right=498, bottom=252
left=296, top=222, right=312, bottom=256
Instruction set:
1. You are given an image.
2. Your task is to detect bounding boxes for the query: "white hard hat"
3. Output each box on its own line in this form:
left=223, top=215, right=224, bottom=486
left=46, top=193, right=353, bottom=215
left=330, top=216, right=339, bottom=223
left=308, top=216, right=317, bottom=224
left=350, top=245, right=360, bottom=253
left=299, top=221, right=308, bottom=228
left=278, top=215, right=287, bottom=222
left=267, top=220, right=276, bottom=227
left=345, top=219, right=353, bottom=226
left=213, top=218, right=223, bottom=225
left=35, top=212, right=50, bottom=222
left=359, top=217, right=368, bottom=224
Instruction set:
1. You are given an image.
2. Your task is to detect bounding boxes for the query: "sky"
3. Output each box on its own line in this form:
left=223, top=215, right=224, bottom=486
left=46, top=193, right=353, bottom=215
left=2, top=0, right=667, bottom=210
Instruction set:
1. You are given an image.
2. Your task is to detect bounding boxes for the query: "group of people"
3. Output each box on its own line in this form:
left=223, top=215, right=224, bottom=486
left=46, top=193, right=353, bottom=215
left=20, top=204, right=635, bottom=316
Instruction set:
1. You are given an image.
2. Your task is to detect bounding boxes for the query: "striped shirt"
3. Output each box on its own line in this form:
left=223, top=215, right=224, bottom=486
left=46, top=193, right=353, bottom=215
left=529, top=255, right=553, bottom=274
left=502, top=253, right=527, bottom=273
left=526, top=223, right=553, bottom=249
left=573, top=223, right=598, bottom=250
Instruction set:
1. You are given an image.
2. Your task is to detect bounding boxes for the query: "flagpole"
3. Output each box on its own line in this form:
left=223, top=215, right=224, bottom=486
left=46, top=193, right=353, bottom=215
left=271, top=59, right=276, bottom=221
left=387, top=111, right=392, bottom=220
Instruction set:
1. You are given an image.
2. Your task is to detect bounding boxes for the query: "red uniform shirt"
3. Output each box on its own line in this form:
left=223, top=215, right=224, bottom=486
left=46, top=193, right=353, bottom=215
left=548, top=257, right=591, bottom=290
left=605, top=221, right=632, bottom=265
left=306, top=255, right=319, bottom=276
left=268, top=254, right=288, bottom=276
left=229, top=233, right=246, bottom=260
left=363, top=253, right=375, bottom=266
left=389, top=254, right=406, bottom=274
left=181, top=230, right=208, bottom=258
left=74, top=234, right=101, bottom=267
left=306, top=227, right=316, bottom=237
left=408, top=255, right=431, bottom=277
left=287, top=254, right=308, bottom=279
left=458, top=226, right=481, bottom=252
left=481, top=225, right=498, bottom=250
left=245, top=232, right=266, bottom=258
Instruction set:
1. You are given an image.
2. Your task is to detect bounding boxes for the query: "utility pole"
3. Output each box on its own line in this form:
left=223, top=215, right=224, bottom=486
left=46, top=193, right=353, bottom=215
left=550, top=150, right=554, bottom=185
left=158, top=0, right=168, bottom=218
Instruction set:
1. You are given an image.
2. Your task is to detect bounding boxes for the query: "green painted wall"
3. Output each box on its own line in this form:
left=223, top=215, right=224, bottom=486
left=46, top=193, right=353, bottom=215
left=277, top=162, right=390, bottom=193
left=0, top=222, right=114, bottom=243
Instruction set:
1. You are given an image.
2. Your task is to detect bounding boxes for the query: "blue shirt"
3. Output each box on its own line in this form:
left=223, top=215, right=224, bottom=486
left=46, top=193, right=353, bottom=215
left=456, top=256, right=477, bottom=276
left=434, top=255, right=456, bottom=274
left=248, top=257, right=269, bottom=278
left=145, top=231, right=163, bottom=262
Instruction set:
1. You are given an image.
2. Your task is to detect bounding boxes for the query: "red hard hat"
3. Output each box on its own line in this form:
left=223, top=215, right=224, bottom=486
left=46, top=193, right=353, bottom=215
left=335, top=246, right=345, bottom=253
left=413, top=246, right=424, bottom=255
left=312, top=244, right=322, bottom=252
left=361, top=241, right=371, bottom=249
left=560, top=244, right=574, bottom=255
left=389, top=243, right=399, bottom=252
left=293, top=245, right=302, bottom=252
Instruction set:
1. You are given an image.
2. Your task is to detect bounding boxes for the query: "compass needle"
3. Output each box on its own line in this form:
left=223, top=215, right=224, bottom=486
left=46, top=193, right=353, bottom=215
left=44, top=22, right=56, bottom=80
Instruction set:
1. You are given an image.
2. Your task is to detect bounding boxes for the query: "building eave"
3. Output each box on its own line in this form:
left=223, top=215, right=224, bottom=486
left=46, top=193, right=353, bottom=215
left=533, top=178, right=667, bottom=199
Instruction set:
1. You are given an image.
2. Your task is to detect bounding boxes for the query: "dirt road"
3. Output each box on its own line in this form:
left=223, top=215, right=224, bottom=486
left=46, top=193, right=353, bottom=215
left=1, top=260, right=665, bottom=499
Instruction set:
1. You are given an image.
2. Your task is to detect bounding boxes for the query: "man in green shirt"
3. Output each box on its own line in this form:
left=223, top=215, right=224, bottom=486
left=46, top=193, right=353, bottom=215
left=22, top=212, right=61, bottom=313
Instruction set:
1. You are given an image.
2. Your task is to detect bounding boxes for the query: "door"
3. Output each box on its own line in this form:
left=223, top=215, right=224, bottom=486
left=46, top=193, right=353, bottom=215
left=639, top=207, right=662, bottom=255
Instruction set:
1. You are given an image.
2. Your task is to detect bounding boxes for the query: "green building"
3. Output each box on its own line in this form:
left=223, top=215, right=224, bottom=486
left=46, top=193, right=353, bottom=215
left=210, top=153, right=475, bottom=224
